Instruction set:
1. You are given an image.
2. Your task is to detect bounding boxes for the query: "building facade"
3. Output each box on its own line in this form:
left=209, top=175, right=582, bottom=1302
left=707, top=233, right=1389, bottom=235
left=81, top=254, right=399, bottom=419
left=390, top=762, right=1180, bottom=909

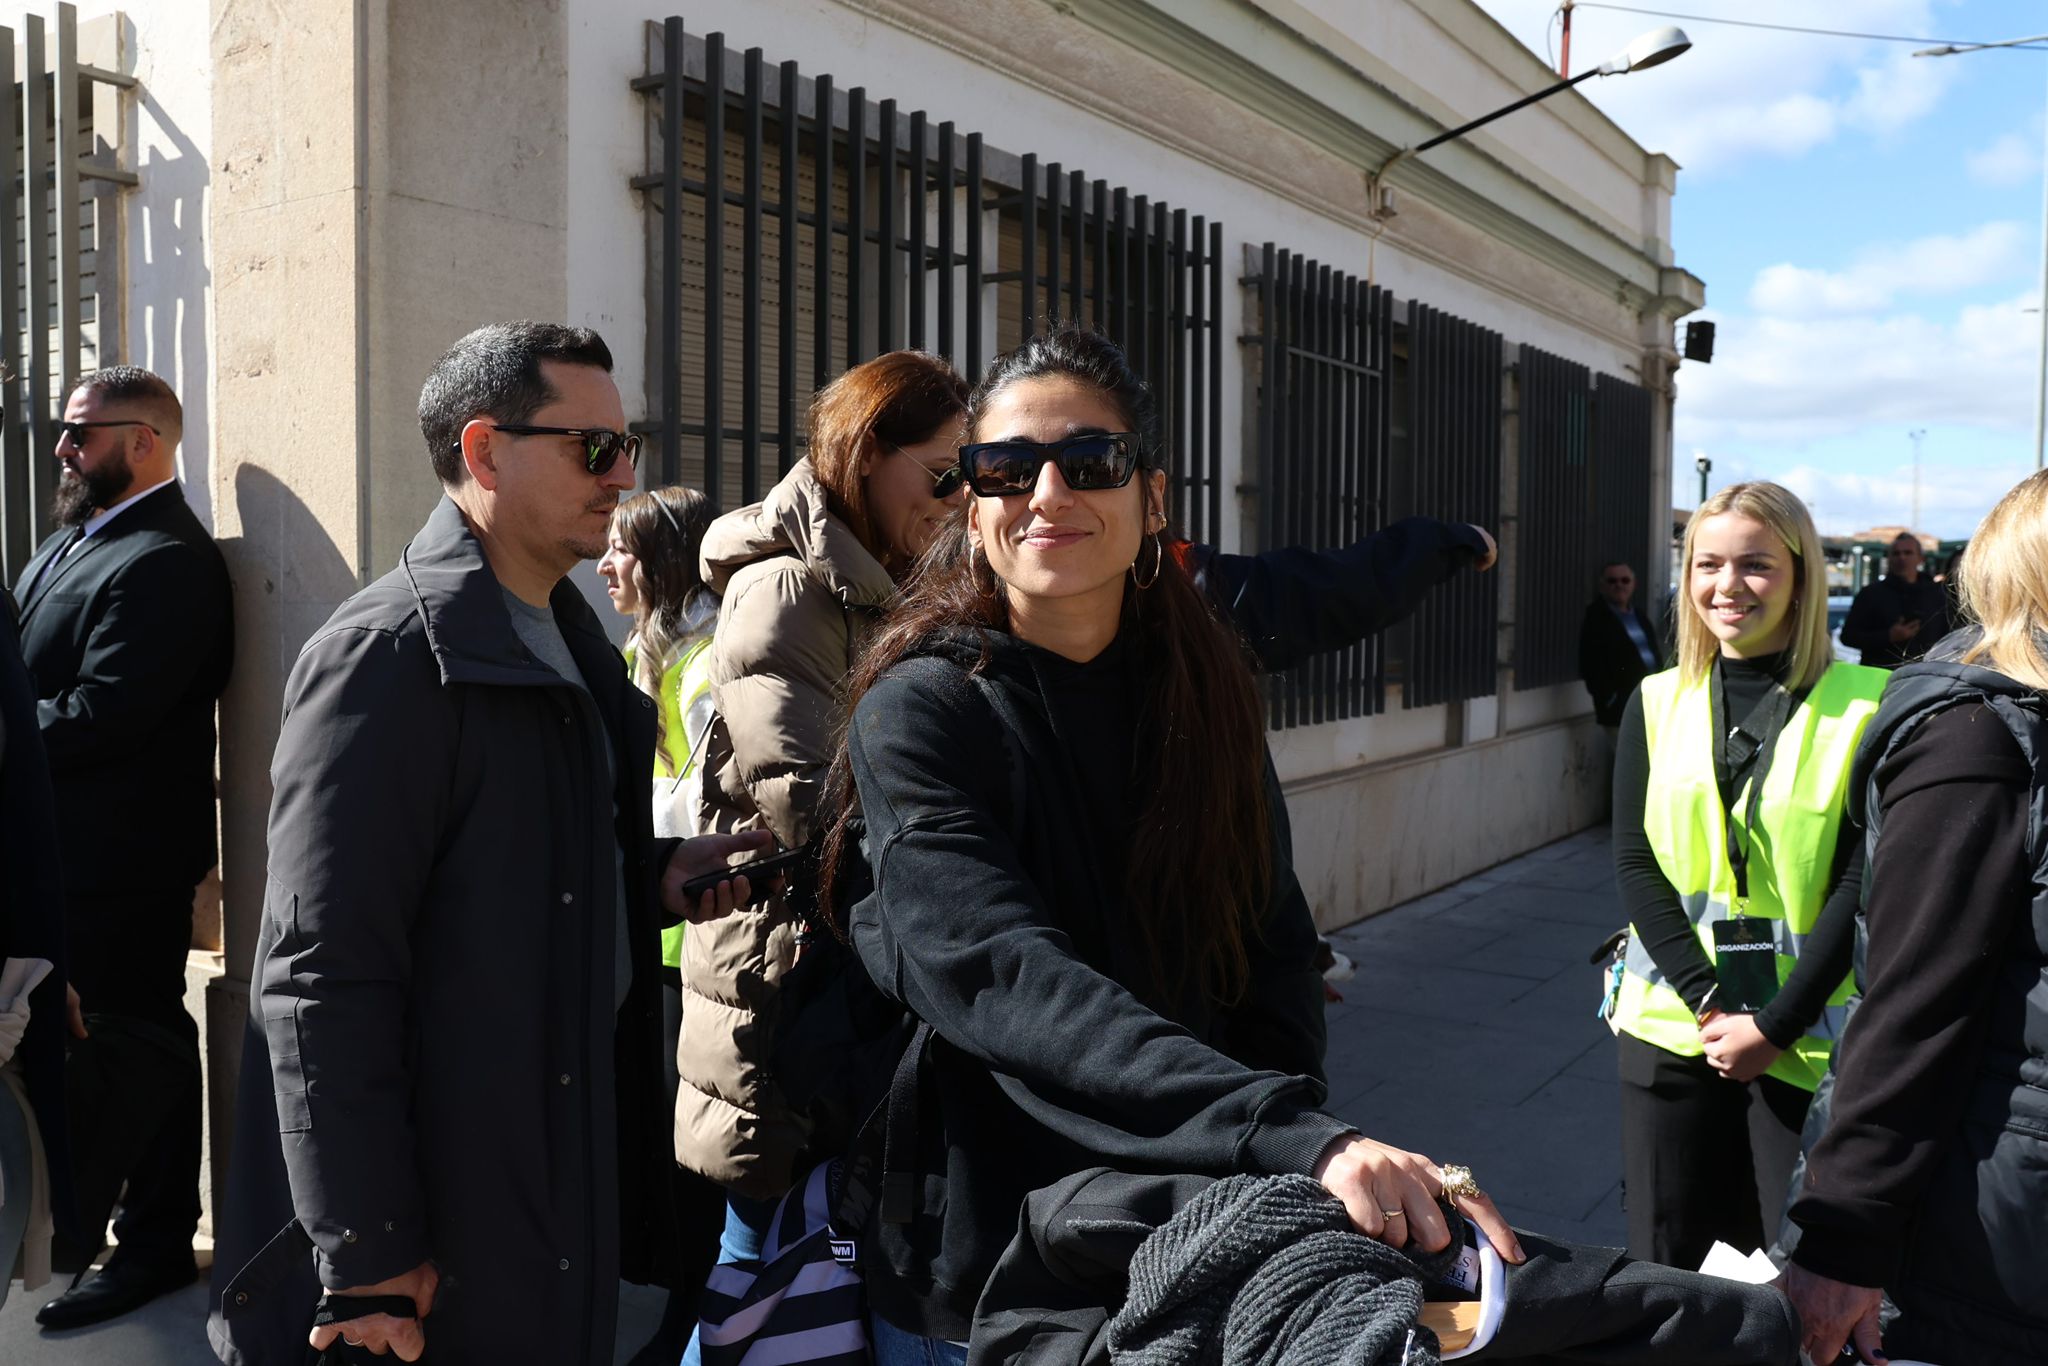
left=3, top=0, right=1701, bottom=1224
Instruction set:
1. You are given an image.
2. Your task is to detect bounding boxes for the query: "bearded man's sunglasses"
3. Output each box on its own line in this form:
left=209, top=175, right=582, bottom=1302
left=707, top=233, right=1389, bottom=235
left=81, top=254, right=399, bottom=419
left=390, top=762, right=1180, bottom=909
left=957, top=432, right=1141, bottom=497
left=482, top=424, right=642, bottom=476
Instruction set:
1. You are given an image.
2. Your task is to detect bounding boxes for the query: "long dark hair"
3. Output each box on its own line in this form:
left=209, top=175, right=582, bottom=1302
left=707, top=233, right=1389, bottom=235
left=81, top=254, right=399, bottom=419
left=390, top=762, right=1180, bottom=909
left=612, top=485, right=715, bottom=747
left=818, top=326, right=1272, bottom=1006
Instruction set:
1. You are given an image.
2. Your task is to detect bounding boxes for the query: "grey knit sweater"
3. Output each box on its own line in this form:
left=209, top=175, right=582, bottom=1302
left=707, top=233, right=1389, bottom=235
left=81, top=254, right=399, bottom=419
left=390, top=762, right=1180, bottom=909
left=1106, top=1174, right=1460, bottom=1366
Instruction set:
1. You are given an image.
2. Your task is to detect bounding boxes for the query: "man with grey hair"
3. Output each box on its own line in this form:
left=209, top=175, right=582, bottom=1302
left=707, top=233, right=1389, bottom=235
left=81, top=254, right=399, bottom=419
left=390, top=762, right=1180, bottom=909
left=209, top=322, right=766, bottom=1364
left=13, top=365, right=233, bottom=1329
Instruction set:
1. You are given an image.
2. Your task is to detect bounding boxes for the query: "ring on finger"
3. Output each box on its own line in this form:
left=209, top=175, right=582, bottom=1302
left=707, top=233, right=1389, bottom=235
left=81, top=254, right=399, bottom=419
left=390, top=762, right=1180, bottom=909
left=342, top=1334, right=365, bottom=1347
left=1439, top=1163, right=1482, bottom=1203
left=1380, top=1207, right=1406, bottom=1219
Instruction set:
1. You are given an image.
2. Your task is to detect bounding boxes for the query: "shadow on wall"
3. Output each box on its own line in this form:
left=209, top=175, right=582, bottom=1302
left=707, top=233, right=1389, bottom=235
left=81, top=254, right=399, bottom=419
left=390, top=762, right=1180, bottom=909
left=131, top=55, right=215, bottom=533
left=205, top=461, right=355, bottom=1193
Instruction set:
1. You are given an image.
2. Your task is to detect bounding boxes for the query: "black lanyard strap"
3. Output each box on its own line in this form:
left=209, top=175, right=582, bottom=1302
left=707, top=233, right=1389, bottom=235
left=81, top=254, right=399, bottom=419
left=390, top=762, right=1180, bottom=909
left=1709, top=659, right=1807, bottom=904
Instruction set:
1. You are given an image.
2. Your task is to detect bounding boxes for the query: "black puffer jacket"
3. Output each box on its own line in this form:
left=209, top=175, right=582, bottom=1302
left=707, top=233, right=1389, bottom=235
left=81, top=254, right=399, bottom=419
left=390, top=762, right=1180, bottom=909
left=1790, top=655, right=2048, bottom=1364
left=843, top=627, right=1354, bottom=1340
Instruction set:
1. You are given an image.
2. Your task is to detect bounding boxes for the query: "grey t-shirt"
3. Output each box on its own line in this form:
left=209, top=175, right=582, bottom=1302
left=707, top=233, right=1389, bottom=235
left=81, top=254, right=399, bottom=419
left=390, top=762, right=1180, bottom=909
left=502, top=588, right=633, bottom=1013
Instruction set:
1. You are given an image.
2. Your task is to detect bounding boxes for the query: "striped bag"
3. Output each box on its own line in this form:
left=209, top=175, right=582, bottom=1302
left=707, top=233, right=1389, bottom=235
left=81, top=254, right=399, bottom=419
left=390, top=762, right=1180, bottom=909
left=697, top=1160, right=870, bottom=1366
left=698, top=1023, right=933, bottom=1366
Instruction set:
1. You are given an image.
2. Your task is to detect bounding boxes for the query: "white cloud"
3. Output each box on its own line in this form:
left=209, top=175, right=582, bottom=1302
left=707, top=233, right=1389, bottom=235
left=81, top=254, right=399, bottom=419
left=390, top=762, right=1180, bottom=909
left=1689, top=454, right=2029, bottom=540
left=1967, top=129, right=2044, bottom=187
left=1678, top=291, right=2038, bottom=446
left=1746, top=222, right=2031, bottom=315
left=1473, top=1, right=1960, bottom=175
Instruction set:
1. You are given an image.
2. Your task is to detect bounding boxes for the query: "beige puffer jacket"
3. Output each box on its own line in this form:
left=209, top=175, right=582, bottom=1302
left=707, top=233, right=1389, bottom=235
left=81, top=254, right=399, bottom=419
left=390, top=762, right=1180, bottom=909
left=677, top=459, right=896, bottom=1198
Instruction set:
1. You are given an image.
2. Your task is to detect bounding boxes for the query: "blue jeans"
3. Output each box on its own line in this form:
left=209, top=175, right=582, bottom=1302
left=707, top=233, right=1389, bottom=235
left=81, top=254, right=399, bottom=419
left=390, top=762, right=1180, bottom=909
left=678, top=1192, right=780, bottom=1366
left=869, top=1314, right=969, bottom=1366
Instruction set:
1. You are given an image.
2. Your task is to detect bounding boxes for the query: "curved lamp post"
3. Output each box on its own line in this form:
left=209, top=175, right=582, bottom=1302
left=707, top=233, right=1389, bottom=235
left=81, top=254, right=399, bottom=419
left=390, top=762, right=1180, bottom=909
left=1368, top=26, right=1692, bottom=218
left=1914, top=35, right=2048, bottom=470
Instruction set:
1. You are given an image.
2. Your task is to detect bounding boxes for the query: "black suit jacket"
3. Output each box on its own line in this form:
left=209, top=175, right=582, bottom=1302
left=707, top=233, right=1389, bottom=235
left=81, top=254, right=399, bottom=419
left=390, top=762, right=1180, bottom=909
left=1579, top=598, right=1663, bottom=726
left=11, top=484, right=234, bottom=898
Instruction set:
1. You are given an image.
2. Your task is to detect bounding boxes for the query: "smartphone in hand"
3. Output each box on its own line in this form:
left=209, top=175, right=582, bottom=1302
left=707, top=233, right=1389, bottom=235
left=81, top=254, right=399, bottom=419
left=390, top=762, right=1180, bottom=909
left=677, top=845, right=809, bottom=908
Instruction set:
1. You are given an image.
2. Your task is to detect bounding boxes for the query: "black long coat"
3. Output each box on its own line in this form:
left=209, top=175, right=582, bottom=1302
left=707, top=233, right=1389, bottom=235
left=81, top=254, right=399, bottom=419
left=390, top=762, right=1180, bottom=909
left=209, top=498, right=677, bottom=1365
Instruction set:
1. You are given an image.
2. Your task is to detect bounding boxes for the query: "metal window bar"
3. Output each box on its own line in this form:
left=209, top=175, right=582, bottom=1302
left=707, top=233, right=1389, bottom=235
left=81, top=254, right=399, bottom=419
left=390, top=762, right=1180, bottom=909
left=1514, top=343, right=1593, bottom=690
left=1591, top=372, right=1655, bottom=620
left=632, top=20, right=1223, bottom=541
left=1, top=3, right=137, bottom=585
left=1243, top=245, right=1392, bottom=728
left=1404, top=302, right=1503, bottom=708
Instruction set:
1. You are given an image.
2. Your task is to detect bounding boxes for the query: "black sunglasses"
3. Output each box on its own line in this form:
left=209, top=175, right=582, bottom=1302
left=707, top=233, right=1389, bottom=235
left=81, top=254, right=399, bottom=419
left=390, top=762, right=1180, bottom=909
left=486, top=424, right=642, bottom=476
left=887, top=443, right=967, bottom=499
left=957, top=432, right=1141, bottom=497
left=57, top=419, right=161, bottom=445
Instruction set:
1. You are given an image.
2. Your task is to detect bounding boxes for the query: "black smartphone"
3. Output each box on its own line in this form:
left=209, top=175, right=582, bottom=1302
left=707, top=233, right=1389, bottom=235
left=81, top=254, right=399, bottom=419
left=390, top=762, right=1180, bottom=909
left=677, top=845, right=810, bottom=906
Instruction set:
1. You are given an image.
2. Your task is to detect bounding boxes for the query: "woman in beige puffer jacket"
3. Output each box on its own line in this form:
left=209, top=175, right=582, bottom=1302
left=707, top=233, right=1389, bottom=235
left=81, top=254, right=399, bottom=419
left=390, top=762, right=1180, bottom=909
left=678, top=351, right=969, bottom=1216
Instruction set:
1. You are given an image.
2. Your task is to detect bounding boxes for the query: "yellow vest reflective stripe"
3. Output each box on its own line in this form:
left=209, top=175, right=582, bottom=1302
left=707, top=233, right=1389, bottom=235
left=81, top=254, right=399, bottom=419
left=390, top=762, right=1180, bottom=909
left=1614, top=660, right=1886, bottom=1092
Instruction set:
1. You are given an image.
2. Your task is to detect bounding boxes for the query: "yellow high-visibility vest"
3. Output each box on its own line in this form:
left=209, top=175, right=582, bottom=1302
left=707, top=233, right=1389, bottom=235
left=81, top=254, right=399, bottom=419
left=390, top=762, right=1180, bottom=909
left=630, top=636, right=718, bottom=970
left=1614, top=659, right=1886, bottom=1092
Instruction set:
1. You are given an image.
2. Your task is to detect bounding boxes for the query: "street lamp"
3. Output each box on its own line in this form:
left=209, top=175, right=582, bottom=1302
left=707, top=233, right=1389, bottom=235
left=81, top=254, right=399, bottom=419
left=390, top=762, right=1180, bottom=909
left=1695, top=454, right=1711, bottom=507
left=1915, top=34, right=2048, bottom=470
left=1369, top=26, right=1692, bottom=217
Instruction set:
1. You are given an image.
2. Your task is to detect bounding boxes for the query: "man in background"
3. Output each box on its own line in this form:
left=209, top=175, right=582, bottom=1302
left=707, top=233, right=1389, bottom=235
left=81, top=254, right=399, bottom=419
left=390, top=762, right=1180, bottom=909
left=11, top=366, right=233, bottom=1327
left=1840, top=533, right=1952, bottom=669
left=1579, top=561, right=1662, bottom=730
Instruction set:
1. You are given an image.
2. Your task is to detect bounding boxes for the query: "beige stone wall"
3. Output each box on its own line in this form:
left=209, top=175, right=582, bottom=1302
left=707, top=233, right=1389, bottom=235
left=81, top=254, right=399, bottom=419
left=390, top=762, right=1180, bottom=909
left=202, top=0, right=570, bottom=1215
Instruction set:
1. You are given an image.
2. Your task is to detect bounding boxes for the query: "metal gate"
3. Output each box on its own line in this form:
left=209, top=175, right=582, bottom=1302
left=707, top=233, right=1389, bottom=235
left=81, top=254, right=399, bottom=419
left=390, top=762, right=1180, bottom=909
left=632, top=18, right=1224, bottom=543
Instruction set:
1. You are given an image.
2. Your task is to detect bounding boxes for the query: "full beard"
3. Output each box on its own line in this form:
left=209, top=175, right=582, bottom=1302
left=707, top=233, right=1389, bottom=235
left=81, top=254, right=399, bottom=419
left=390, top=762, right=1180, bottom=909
left=53, top=454, right=133, bottom=527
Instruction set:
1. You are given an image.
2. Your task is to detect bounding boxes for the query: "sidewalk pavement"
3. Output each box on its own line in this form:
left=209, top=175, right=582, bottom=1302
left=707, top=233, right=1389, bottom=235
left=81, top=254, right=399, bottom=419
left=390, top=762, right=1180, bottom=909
left=0, top=828, right=1624, bottom=1361
left=1321, top=825, right=1627, bottom=1247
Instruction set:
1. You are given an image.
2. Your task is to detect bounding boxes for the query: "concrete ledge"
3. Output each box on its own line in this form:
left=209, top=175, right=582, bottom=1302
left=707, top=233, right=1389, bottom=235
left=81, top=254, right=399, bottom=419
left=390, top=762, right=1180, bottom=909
left=1284, top=717, right=1606, bottom=929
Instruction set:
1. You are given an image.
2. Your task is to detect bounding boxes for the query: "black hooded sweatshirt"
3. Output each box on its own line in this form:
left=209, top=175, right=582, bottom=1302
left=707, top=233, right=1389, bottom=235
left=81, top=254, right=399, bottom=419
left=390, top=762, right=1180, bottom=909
left=843, top=626, right=1354, bottom=1339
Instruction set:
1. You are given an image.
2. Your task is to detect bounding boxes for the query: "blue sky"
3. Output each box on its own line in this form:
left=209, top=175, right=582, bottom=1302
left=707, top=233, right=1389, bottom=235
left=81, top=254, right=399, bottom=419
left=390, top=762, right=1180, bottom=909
left=1474, top=0, right=2048, bottom=539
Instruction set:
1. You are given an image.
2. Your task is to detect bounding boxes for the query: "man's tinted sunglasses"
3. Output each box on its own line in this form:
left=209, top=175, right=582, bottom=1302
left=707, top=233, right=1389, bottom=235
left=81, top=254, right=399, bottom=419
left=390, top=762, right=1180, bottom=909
left=487, top=424, right=642, bottom=476
left=957, top=432, right=1141, bottom=497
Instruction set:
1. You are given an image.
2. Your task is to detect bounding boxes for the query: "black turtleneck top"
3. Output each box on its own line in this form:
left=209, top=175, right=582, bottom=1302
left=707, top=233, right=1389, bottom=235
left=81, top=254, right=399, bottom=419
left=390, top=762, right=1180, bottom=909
left=1611, top=651, right=1863, bottom=1049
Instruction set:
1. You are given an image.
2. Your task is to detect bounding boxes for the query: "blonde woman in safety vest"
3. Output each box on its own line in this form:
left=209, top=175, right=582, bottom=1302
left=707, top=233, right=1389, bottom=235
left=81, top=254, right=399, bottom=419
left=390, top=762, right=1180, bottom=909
left=596, top=483, right=722, bottom=1362
left=1606, top=481, right=1885, bottom=1271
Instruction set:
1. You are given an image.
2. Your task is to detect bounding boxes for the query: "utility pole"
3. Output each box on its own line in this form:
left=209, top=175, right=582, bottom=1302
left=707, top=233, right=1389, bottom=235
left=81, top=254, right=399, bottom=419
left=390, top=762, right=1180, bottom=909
left=1909, top=428, right=1926, bottom=535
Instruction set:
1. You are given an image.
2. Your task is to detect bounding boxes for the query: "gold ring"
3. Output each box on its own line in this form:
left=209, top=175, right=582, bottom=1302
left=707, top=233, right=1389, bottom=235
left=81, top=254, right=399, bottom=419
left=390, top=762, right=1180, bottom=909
left=1381, top=1207, right=1406, bottom=1218
left=1439, top=1164, right=1481, bottom=1203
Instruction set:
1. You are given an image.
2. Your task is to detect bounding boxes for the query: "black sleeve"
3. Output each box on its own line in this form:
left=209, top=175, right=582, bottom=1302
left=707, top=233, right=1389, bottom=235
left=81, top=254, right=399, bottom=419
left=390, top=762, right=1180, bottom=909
left=1836, top=585, right=1891, bottom=657
left=1753, top=831, right=1861, bottom=1049
left=1612, top=687, right=1720, bottom=1012
left=1214, top=758, right=1329, bottom=1084
left=35, top=541, right=231, bottom=767
left=846, top=673, right=1354, bottom=1178
left=1184, top=518, right=1490, bottom=674
left=256, top=624, right=453, bottom=1288
left=1578, top=607, right=1602, bottom=706
left=1790, top=703, right=2031, bottom=1287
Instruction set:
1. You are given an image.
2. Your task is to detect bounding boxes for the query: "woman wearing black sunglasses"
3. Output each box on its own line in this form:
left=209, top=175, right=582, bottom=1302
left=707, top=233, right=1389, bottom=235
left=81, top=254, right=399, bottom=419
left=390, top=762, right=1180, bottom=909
left=815, top=327, right=1521, bottom=1361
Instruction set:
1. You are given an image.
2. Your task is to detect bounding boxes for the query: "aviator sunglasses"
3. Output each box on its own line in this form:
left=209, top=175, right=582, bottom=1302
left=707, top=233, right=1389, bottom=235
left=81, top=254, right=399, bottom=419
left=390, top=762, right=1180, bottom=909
left=956, top=432, right=1142, bottom=497
left=481, top=424, right=643, bottom=477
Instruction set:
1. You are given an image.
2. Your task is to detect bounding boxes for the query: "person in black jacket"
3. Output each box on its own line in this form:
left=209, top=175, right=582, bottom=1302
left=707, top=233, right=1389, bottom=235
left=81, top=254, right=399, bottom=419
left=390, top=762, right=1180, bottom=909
left=1579, top=561, right=1663, bottom=727
left=1, top=592, right=78, bottom=1301
left=1781, top=470, right=2048, bottom=1366
left=7, top=367, right=232, bottom=1327
left=1838, top=533, right=1953, bottom=668
left=207, top=323, right=769, bottom=1365
left=814, top=327, right=1522, bottom=1361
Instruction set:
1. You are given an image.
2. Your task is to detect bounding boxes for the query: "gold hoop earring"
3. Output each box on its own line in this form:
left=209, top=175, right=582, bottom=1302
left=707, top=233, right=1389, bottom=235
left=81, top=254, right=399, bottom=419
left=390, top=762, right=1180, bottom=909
left=1131, top=532, right=1163, bottom=590
left=971, top=541, right=999, bottom=601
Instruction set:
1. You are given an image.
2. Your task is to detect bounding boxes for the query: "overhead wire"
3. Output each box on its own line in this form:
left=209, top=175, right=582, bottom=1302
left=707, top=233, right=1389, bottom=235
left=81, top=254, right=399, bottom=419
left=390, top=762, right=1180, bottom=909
left=1568, top=3, right=2048, bottom=50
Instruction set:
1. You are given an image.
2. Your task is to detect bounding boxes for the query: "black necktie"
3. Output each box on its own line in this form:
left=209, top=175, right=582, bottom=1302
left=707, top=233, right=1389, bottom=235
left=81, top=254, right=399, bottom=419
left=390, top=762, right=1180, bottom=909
left=23, top=525, right=87, bottom=604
